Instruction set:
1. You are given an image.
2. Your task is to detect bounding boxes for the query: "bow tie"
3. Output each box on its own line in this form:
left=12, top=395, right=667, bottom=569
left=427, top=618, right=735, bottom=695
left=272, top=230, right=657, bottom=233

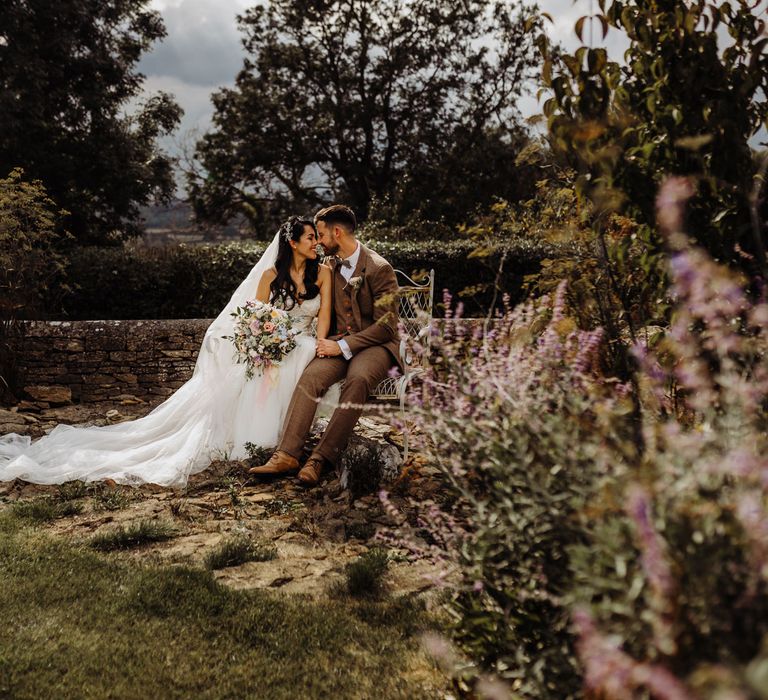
left=337, top=257, right=352, bottom=269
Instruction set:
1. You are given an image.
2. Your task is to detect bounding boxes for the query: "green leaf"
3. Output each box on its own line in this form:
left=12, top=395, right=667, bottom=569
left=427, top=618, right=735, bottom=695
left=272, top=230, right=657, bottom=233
left=587, top=48, right=608, bottom=75
left=575, top=15, right=587, bottom=43
left=674, top=134, right=714, bottom=150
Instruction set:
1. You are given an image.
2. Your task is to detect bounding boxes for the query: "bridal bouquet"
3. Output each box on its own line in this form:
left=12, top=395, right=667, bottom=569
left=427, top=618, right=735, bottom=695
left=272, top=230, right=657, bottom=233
left=225, top=300, right=301, bottom=379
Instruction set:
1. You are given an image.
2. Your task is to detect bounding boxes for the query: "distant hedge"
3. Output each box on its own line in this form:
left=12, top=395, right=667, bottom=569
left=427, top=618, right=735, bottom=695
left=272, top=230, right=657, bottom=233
left=58, top=238, right=567, bottom=320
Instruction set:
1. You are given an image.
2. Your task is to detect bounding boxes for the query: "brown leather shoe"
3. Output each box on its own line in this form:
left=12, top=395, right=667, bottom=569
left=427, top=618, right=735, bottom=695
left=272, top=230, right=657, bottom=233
left=248, top=450, right=299, bottom=475
left=297, top=456, right=326, bottom=486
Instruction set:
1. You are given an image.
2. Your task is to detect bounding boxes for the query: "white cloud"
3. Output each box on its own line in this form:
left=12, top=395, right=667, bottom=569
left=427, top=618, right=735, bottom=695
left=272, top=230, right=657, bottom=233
left=141, top=0, right=250, bottom=87
left=542, top=0, right=629, bottom=59
left=136, top=0, right=764, bottom=183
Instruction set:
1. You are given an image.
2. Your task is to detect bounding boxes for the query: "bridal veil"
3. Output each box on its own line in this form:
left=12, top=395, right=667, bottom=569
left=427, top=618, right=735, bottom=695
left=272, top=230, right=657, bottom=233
left=0, top=233, right=281, bottom=487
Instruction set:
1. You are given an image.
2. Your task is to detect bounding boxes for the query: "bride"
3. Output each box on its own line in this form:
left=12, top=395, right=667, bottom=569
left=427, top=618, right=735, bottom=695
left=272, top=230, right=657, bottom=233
left=0, top=216, right=332, bottom=487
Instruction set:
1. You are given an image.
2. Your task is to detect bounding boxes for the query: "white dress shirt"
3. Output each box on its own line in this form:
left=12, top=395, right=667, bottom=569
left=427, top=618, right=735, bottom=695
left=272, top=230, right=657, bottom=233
left=337, top=242, right=361, bottom=359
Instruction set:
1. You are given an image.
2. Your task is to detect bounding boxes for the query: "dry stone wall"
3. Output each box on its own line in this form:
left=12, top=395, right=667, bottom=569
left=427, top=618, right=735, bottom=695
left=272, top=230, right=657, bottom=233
left=11, top=318, right=479, bottom=409
left=16, top=319, right=212, bottom=406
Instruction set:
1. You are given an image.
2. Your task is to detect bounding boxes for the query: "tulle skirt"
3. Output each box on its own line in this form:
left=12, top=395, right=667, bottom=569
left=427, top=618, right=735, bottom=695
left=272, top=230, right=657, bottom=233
left=0, top=334, right=321, bottom=487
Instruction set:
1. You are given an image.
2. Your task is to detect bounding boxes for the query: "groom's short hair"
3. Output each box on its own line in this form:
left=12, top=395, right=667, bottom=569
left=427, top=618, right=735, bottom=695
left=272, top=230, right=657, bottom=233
left=314, top=204, right=357, bottom=233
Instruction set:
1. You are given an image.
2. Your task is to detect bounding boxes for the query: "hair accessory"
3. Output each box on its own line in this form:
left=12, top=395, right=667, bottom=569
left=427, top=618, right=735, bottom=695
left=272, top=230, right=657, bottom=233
left=279, top=218, right=297, bottom=243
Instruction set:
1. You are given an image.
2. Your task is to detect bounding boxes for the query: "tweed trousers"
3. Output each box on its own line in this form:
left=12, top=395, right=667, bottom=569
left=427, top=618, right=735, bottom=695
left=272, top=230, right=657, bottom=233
left=277, top=345, right=393, bottom=464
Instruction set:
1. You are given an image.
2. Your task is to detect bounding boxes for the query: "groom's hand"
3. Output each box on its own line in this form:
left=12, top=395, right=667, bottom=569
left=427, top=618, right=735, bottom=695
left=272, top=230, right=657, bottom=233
left=316, top=339, right=342, bottom=357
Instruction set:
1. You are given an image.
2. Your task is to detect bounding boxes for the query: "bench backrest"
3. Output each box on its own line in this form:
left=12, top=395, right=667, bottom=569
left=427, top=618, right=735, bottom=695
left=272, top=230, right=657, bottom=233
left=370, top=269, right=434, bottom=399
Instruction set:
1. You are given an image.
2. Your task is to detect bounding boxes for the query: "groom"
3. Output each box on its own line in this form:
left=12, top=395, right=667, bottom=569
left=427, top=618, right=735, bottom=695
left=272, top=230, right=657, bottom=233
left=249, top=204, right=401, bottom=486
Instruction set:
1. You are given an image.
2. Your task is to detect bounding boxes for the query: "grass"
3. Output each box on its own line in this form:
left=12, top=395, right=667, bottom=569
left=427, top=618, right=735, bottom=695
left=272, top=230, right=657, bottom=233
left=0, top=515, right=442, bottom=698
left=89, top=483, right=131, bottom=511
left=204, top=534, right=277, bottom=570
left=89, top=519, right=177, bottom=551
left=56, top=480, right=89, bottom=501
left=261, top=497, right=303, bottom=517
left=345, top=521, right=377, bottom=541
left=345, top=547, right=390, bottom=598
left=243, top=441, right=272, bottom=464
left=11, top=496, right=83, bottom=522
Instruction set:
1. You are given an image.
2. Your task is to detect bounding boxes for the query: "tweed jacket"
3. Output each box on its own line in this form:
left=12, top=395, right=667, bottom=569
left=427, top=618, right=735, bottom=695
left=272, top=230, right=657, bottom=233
left=330, top=243, right=402, bottom=370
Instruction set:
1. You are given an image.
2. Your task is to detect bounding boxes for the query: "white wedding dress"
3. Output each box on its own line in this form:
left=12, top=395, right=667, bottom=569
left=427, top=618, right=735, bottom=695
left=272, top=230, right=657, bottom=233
left=0, top=233, right=325, bottom=487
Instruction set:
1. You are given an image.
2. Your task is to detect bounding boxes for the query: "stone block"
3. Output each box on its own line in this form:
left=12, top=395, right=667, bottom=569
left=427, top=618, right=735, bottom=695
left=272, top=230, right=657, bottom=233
left=36, top=365, right=68, bottom=377
left=159, top=349, right=192, bottom=359
left=22, top=339, right=53, bottom=352
left=114, top=373, right=139, bottom=384
left=19, top=350, right=49, bottom=362
left=52, top=338, right=85, bottom=352
left=91, top=374, right=117, bottom=384
left=137, top=373, right=167, bottom=382
left=148, top=387, right=174, bottom=396
left=86, top=332, right=126, bottom=352
left=23, top=385, right=72, bottom=405
left=53, top=374, right=85, bottom=384
left=109, top=351, right=138, bottom=363
left=79, top=351, right=108, bottom=364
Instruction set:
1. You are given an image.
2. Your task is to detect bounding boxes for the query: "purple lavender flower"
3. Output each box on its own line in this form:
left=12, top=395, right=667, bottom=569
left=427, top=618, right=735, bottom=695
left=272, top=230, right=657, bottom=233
left=574, top=608, right=695, bottom=700
left=656, top=176, right=696, bottom=238
left=626, top=486, right=675, bottom=599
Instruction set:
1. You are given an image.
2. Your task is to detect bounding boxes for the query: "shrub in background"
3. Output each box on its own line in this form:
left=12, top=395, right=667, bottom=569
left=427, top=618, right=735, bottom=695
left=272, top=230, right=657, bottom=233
left=457, top=172, right=667, bottom=378
left=59, top=237, right=561, bottom=320
left=0, top=168, right=71, bottom=403
left=540, top=1, right=768, bottom=272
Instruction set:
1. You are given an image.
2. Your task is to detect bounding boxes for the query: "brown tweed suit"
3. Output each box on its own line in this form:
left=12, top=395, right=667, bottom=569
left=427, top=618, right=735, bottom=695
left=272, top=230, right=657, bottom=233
left=277, top=243, right=400, bottom=465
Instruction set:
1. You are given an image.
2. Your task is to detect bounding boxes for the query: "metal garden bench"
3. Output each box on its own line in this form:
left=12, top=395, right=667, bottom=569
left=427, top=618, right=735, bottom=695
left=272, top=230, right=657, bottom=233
left=369, top=269, right=435, bottom=462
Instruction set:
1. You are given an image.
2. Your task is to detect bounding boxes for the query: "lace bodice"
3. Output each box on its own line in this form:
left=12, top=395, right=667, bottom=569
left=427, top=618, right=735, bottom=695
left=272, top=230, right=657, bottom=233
left=282, top=294, right=321, bottom=335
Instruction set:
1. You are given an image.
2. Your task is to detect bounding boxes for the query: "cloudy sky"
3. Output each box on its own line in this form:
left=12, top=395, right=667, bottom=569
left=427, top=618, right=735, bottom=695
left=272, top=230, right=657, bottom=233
left=137, top=0, right=629, bottom=170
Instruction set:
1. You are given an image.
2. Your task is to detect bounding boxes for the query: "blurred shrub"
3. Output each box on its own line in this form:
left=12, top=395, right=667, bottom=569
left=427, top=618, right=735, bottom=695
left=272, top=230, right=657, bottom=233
left=397, top=283, right=631, bottom=698
left=387, top=184, right=768, bottom=697
left=539, top=1, right=768, bottom=273
left=570, top=182, right=768, bottom=698
left=471, top=175, right=669, bottom=377
left=60, top=237, right=562, bottom=319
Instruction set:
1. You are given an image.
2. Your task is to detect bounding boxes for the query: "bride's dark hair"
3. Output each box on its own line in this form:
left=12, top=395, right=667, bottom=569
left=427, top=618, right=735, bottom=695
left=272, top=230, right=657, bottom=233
left=270, top=216, right=320, bottom=310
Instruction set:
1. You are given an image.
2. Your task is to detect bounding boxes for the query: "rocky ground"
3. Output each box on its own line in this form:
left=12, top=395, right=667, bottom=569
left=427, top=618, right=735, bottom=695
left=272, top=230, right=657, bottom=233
left=0, top=396, right=448, bottom=599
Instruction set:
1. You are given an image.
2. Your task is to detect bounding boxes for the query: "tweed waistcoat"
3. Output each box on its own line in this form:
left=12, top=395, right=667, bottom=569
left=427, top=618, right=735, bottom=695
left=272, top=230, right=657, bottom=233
left=333, top=263, right=358, bottom=336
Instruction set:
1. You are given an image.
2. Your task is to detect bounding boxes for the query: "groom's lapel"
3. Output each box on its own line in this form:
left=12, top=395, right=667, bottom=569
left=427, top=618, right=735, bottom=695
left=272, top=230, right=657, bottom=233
left=351, top=244, right=368, bottom=280
left=349, top=245, right=369, bottom=329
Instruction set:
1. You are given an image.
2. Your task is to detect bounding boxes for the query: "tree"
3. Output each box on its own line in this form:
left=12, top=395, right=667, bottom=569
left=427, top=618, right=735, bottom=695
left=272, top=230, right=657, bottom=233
left=0, top=169, right=70, bottom=403
left=540, top=0, right=768, bottom=271
left=190, top=0, right=542, bottom=232
left=0, top=0, right=182, bottom=245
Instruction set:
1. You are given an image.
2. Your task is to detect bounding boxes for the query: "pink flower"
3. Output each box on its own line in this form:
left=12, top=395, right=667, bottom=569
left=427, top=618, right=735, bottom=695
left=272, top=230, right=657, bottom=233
left=248, top=319, right=261, bottom=334
left=263, top=321, right=275, bottom=333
